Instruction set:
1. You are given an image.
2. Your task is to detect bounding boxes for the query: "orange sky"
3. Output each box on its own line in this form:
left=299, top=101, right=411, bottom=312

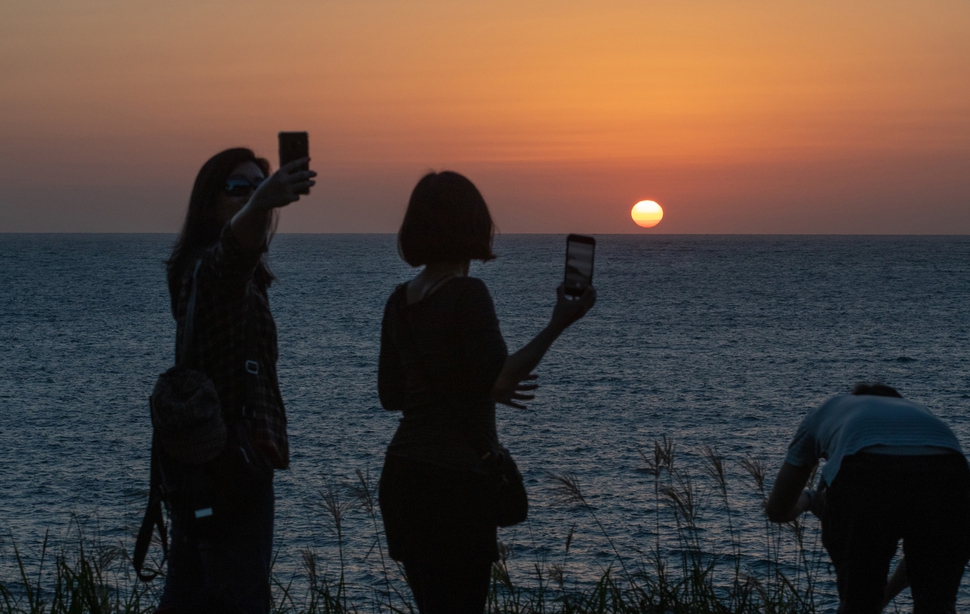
left=1, top=0, right=968, bottom=232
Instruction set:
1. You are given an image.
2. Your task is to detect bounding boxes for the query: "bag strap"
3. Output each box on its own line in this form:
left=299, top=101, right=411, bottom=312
left=134, top=258, right=225, bottom=581
left=176, top=259, right=203, bottom=367
left=178, top=258, right=259, bottom=420
left=133, top=261, right=203, bottom=582
left=133, top=435, right=169, bottom=582
left=241, top=282, right=259, bottom=420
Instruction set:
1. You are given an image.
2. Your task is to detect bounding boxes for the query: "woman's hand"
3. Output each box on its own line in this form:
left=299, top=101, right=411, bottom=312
left=231, top=158, right=317, bottom=250
left=491, top=371, right=539, bottom=410
left=250, top=158, right=317, bottom=211
left=550, top=284, right=596, bottom=333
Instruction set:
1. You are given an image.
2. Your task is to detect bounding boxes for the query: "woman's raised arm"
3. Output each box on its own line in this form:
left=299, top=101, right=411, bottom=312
left=231, top=158, right=316, bottom=250
left=491, top=284, right=596, bottom=409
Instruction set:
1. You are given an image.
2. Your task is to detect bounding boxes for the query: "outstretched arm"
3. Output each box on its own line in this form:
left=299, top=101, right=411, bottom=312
left=231, top=158, right=316, bottom=250
left=491, top=285, right=596, bottom=408
left=765, top=462, right=816, bottom=523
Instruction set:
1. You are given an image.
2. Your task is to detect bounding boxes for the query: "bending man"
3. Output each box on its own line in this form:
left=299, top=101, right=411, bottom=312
left=766, top=383, right=970, bottom=613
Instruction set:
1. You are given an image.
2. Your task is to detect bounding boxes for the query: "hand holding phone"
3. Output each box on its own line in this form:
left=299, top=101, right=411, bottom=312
left=490, top=235, right=596, bottom=409
left=549, top=234, right=596, bottom=332
left=278, top=132, right=310, bottom=195
left=564, top=234, right=595, bottom=298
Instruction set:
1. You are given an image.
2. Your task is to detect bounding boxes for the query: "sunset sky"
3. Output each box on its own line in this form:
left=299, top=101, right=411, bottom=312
left=1, top=0, right=968, bottom=233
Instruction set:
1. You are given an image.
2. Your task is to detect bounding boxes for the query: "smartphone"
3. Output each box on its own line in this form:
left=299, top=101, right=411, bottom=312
left=278, top=131, right=309, bottom=194
left=564, top=234, right=595, bottom=297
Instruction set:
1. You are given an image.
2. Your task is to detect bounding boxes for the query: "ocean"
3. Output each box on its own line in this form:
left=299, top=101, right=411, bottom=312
left=2, top=234, right=970, bottom=611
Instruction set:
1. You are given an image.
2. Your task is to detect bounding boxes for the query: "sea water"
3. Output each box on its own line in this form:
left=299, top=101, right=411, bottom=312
left=2, top=234, right=970, bottom=611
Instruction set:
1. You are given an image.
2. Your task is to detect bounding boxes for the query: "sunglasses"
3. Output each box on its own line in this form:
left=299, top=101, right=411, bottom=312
left=224, top=176, right=265, bottom=197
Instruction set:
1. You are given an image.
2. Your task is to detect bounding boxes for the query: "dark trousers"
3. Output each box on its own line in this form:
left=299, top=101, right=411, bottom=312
left=822, top=453, right=970, bottom=614
left=158, top=479, right=274, bottom=614
left=404, top=557, right=492, bottom=614
left=379, top=455, right=498, bottom=614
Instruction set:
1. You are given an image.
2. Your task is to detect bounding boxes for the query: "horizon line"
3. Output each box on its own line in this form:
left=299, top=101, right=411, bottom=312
left=2, top=231, right=969, bottom=237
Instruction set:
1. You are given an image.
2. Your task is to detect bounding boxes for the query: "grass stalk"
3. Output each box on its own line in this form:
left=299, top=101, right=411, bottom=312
left=1, top=440, right=835, bottom=614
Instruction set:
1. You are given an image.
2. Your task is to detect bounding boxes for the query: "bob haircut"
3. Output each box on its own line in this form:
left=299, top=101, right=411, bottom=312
left=397, top=171, right=496, bottom=267
left=851, top=382, right=903, bottom=398
left=166, top=147, right=274, bottom=314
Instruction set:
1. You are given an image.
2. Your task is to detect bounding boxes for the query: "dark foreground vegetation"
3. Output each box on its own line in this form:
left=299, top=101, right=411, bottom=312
left=1, top=439, right=846, bottom=613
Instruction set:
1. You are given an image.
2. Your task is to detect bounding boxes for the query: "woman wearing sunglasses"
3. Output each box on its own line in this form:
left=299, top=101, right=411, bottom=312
left=158, top=148, right=315, bottom=614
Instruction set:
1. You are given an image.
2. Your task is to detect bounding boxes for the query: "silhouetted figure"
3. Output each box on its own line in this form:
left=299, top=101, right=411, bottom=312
left=766, top=384, right=970, bottom=613
left=157, top=148, right=315, bottom=614
left=377, top=171, right=595, bottom=614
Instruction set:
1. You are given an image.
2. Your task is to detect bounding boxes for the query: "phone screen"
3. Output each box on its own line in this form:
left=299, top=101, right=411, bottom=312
left=564, top=234, right=595, bottom=297
left=278, top=132, right=310, bottom=194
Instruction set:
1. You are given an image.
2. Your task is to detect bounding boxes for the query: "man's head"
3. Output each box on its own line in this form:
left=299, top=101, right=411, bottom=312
left=851, top=382, right=902, bottom=398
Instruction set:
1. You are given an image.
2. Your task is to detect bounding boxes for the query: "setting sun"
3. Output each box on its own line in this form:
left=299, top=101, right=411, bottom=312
left=631, top=200, right=664, bottom=228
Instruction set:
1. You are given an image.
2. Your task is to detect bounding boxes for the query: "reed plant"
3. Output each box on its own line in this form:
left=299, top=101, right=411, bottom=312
left=0, top=439, right=832, bottom=614
left=0, top=521, right=158, bottom=614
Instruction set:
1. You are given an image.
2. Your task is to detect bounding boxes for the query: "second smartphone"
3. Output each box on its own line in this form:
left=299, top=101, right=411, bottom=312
left=564, top=234, right=595, bottom=297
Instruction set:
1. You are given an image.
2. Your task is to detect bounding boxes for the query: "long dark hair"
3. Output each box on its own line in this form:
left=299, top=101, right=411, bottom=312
left=166, top=148, right=275, bottom=315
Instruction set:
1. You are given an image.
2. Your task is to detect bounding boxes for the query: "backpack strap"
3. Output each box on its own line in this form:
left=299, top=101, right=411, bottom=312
left=134, top=259, right=202, bottom=582
left=241, top=281, right=258, bottom=420
left=180, top=258, right=258, bottom=419
left=134, top=435, right=169, bottom=582
left=176, top=259, right=203, bottom=368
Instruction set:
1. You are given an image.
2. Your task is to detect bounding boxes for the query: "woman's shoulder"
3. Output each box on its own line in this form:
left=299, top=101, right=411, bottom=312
left=384, top=281, right=412, bottom=311
left=450, top=277, right=498, bottom=319
left=384, top=277, right=494, bottom=324
left=196, top=224, right=267, bottom=286
left=451, top=275, right=489, bottom=292
left=433, top=276, right=492, bottom=307
left=388, top=276, right=489, bottom=302
left=455, top=276, right=492, bottom=299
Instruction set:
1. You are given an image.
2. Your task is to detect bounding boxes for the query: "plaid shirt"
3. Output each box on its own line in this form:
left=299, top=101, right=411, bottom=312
left=174, top=226, right=289, bottom=469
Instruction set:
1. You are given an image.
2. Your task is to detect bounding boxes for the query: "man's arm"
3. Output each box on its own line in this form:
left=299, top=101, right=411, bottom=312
left=765, top=462, right=816, bottom=523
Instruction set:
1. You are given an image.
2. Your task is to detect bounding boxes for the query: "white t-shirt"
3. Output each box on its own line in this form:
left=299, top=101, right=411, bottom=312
left=784, top=394, right=965, bottom=487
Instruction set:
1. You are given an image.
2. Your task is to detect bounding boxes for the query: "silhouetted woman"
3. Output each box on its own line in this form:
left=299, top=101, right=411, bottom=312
left=159, top=148, right=315, bottom=614
left=378, top=171, right=595, bottom=614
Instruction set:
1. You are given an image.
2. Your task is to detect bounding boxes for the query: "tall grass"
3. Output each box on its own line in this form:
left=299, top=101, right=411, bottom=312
left=0, top=440, right=833, bottom=614
left=0, top=521, right=158, bottom=614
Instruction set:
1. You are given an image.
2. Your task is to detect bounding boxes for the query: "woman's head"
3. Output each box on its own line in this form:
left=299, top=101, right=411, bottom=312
left=184, top=148, right=271, bottom=241
left=166, top=148, right=274, bottom=310
left=397, top=171, right=496, bottom=267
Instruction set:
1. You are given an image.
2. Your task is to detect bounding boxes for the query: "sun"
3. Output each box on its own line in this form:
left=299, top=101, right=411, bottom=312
left=631, top=200, right=663, bottom=228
